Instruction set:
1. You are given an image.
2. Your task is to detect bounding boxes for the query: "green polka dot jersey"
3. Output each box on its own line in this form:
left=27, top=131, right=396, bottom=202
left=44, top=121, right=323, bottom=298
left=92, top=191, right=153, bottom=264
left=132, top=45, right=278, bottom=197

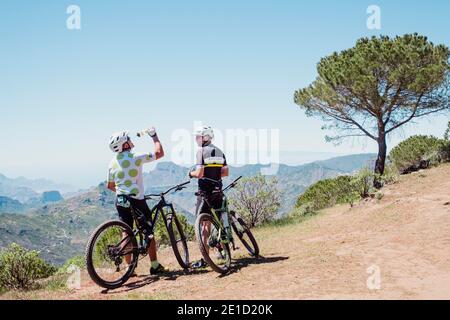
left=107, top=151, right=155, bottom=199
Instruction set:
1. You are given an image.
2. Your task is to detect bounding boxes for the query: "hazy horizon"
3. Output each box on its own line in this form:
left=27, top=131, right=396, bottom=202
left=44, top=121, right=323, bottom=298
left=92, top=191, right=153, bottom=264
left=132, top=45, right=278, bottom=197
left=1, top=150, right=378, bottom=190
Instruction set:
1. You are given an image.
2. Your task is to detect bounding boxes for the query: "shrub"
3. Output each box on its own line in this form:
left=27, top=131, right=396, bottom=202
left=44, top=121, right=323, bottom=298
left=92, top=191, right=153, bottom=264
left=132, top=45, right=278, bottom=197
left=58, top=255, right=86, bottom=274
left=441, top=142, right=450, bottom=161
left=375, top=191, right=384, bottom=200
left=228, top=175, right=282, bottom=228
left=389, top=135, right=448, bottom=174
left=38, top=256, right=87, bottom=291
left=259, top=210, right=311, bottom=228
left=381, top=163, right=400, bottom=185
left=0, top=243, right=56, bottom=291
left=351, top=167, right=376, bottom=199
left=439, top=121, right=450, bottom=162
left=296, top=175, right=359, bottom=212
left=444, top=121, right=450, bottom=141
left=292, top=202, right=315, bottom=217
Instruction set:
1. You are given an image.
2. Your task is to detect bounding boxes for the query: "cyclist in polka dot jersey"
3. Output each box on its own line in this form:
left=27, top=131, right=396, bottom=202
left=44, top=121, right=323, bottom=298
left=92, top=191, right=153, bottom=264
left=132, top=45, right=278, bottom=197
left=108, top=147, right=155, bottom=199
left=107, top=128, right=167, bottom=275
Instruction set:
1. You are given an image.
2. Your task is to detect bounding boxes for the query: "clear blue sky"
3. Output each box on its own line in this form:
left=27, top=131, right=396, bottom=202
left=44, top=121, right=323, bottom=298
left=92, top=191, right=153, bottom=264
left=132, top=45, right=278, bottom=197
left=1, top=0, right=449, bottom=188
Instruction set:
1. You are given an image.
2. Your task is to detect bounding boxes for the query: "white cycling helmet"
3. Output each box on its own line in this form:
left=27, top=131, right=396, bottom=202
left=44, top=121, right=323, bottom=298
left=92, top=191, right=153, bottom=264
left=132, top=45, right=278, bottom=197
left=193, top=125, right=214, bottom=140
left=109, top=130, right=130, bottom=153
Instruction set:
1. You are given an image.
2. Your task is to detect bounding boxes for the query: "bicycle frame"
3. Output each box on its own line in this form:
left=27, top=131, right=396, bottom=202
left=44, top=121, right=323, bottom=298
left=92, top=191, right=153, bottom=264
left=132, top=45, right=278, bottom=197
left=130, top=196, right=173, bottom=249
left=198, top=193, right=230, bottom=241
left=196, top=176, right=242, bottom=245
left=115, top=181, right=190, bottom=256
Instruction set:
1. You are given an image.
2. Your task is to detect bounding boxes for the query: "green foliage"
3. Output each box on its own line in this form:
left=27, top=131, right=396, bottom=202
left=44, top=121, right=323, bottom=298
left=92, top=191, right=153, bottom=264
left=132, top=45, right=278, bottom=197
left=92, top=226, right=123, bottom=265
left=380, top=163, right=400, bottom=185
left=229, top=175, right=282, bottom=228
left=296, top=175, right=359, bottom=213
left=57, top=255, right=86, bottom=274
left=294, top=34, right=449, bottom=136
left=389, top=135, right=449, bottom=174
left=351, top=167, right=376, bottom=199
left=375, top=192, right=384, bottom=201
left=295, top=165, right=399, bottom=214
left=35, top=255, right=87, bottom=292
left=440, top=140, right=450, bottom=162
left=0, top=243, right=56, bottom=291
left=444, top=121, right=450, bottom=141
left=259, top=210, right=314, bottom=229
left=441, top=123, right=450, bottom=162
left=40, top=274, right=68, bottom=291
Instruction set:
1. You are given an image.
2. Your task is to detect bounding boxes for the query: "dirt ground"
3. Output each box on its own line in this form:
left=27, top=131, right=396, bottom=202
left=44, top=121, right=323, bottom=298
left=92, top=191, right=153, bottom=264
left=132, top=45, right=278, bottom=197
left=3, top=163, right=450, bottom=300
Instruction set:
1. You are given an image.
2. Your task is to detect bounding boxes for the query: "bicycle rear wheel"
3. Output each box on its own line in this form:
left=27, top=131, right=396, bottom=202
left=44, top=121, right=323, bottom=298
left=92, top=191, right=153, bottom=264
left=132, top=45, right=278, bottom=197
left=230, top=211, right=259, bottom=257
left=85, top=220, right=138, bottom=289
left=166, top=213, right=190, bottom=269
left=195, top=213, right=231, bottom=274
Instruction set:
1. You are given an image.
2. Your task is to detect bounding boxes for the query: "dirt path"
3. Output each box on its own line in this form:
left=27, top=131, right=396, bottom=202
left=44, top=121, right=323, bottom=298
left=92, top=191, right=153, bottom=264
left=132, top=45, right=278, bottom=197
left=4, top=164, right=450, bottom=300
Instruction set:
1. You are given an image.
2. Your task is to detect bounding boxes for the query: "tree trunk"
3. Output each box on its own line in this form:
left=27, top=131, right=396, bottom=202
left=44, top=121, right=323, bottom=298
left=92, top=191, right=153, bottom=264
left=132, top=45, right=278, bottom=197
left=374, top=132, right=387, bottom=189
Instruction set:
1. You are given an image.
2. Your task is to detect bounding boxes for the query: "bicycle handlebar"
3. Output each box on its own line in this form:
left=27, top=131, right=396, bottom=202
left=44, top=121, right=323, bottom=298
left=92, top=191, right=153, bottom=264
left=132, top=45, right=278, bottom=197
left=143, top=176, right=242, bottom=200
left=223, top=176, right=242, bottom=191
left=144, top=180, right=190, bottom=199
left=196, top=176, right=242, bottom=192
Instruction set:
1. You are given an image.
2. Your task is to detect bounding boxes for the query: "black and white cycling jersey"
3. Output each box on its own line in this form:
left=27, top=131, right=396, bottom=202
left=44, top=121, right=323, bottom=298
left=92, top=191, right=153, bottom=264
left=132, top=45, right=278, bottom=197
left=196, top=142, right=227, bottom=192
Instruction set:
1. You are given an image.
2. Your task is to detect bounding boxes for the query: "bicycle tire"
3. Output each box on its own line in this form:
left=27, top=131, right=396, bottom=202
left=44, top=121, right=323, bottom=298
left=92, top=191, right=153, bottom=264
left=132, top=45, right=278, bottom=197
left=166, top=213, right=190, bottom=269
left=230, top=212, right=259, bottom=257
left=195, top=213, right=231, bottom=274
left=85, top=220, right=138, bottom=289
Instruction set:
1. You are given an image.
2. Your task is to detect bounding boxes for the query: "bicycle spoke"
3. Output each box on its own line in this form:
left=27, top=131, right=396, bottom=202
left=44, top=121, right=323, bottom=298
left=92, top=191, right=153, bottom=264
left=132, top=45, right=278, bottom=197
left=196, top=214, right=231, bottom=273
left=91, top=225, right=136, bottom=283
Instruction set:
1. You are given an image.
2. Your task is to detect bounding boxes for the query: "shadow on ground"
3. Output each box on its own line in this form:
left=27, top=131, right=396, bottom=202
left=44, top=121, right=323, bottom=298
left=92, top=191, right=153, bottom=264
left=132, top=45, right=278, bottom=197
left=222, top=255, right=290, bottom=277
left=100, top=268, right=209, bottom=295
left=100, top=255, right=289, bottom=294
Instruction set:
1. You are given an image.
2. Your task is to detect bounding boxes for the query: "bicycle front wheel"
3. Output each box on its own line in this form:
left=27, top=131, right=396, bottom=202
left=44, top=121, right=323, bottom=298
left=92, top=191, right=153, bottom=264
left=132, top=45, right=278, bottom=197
left=195, top=213, right=231, bottom=274
left=230, top=211, right=259, bottom=257
left=166, top=213, right=190, bottom=269
left=85, top=220, right=139, bottom=289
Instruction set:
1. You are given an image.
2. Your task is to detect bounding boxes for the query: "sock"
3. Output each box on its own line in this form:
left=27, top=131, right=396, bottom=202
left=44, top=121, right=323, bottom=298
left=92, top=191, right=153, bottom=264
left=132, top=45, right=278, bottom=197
left=151, top=260, right=160, bottom=269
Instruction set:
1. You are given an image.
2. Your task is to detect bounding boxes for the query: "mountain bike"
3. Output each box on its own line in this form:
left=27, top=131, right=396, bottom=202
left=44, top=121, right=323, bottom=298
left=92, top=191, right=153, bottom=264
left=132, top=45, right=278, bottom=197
left=195, top=176, right=259, bottom=274
left=85, top=181, right=191, bottom=289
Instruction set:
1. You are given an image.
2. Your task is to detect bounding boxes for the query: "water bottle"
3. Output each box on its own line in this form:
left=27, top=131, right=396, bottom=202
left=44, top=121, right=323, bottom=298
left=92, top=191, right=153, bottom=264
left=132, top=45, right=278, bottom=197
left=136, top=127, right=156, bottom=137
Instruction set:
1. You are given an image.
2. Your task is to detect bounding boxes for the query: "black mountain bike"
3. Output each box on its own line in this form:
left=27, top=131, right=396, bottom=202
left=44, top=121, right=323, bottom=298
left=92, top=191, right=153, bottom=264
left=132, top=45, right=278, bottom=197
left=86, top=181, right=190, bottom=289
left=195, top=176, right=259, bottom=274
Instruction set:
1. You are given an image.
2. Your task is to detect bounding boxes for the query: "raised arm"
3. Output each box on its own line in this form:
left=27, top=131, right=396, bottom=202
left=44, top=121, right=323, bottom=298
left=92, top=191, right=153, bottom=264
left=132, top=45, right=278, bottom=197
left=107, top=182, right=116, bottom=192
left=152, top=132, right=164, bottom=160
left=106, top=164, right=117, bottom=192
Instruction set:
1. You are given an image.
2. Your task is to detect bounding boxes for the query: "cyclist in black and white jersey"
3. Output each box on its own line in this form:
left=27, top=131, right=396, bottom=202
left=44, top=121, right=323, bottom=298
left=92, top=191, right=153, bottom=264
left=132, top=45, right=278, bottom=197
left=189, top=125, right=229, bottom=268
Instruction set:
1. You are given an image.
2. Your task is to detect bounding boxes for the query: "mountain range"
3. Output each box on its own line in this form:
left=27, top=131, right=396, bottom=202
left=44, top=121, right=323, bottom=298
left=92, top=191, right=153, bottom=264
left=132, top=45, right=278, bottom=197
left=0, top=153, right=375, bottom=265
left=0, top=173, right=76, bottom=212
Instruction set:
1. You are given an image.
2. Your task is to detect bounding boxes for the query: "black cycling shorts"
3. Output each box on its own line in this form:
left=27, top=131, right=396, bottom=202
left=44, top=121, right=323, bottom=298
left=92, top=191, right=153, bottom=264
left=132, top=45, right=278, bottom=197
left=195, top=192, right=223, bottom=215
left=115, top=197, right=152, bottom=228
